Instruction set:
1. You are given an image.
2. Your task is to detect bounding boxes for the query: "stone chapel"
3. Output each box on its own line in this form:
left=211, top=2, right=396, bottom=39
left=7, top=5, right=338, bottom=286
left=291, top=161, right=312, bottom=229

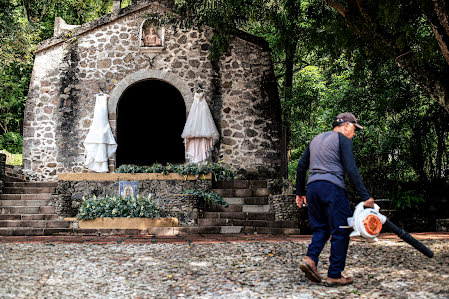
left=23, top=0, right=284, bottom=181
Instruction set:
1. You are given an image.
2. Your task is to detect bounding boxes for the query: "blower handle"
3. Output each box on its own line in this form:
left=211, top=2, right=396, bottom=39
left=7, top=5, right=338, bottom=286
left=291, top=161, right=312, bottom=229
left=383, top=220, right=434, bottom=258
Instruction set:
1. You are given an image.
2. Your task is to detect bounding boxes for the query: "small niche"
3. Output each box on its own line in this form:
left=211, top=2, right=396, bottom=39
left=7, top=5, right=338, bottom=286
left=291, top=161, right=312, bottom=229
left=139, top=20, right=165, bottom=53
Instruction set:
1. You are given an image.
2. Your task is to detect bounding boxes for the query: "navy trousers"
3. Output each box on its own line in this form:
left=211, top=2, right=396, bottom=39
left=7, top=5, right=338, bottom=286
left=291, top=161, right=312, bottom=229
left=306, top=180, right=352, bottom=279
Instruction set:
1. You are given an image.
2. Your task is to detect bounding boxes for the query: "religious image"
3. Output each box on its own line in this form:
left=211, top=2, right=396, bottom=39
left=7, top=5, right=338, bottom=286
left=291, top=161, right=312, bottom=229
left=142, top=27, right=162, bottom=47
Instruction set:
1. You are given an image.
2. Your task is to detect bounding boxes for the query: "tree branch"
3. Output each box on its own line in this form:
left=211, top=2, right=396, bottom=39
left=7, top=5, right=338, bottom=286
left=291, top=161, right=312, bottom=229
left=324, top=0, right=347, bottom=17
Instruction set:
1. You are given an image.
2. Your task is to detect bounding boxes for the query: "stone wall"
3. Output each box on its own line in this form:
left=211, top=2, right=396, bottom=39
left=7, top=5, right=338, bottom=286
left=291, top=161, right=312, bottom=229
left=0, top=153, right=5, bottom=194
left=23, top=1, right=282, bottom=181
left=55, top=179, right=211, bottom=226
left=266, top=179, right=299, bottom=221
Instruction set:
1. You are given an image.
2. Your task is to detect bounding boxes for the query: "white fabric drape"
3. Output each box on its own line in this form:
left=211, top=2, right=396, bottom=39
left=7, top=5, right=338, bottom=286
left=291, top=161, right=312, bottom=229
left=181, top=91, right=219, bottom=163
left=83, top=94, right=117, bottom=172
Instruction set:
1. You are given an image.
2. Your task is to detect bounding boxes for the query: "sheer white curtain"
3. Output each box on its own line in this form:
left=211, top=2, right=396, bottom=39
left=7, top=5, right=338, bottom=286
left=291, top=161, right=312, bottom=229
left=181, top=91, right=219, bottom=163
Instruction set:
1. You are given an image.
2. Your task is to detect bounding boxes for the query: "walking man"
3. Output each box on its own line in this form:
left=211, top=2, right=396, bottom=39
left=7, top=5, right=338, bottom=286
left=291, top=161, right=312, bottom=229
left=296, top=112, right=375, bottom=286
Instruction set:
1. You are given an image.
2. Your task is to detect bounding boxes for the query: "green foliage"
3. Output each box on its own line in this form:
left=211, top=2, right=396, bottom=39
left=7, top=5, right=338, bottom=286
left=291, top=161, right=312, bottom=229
left=182, top=189, right=228, bottom=207
left=76, top=195, right=160, bottom=220
left=114, top=162, right=236, bottom=181
left=391, top=189, right=425, bottom=210
left=0, top=132, right=23, bottom=154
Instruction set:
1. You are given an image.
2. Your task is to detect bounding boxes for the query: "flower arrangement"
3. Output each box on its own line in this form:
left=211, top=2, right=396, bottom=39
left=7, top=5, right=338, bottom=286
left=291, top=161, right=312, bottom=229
left=114, top=162, right=235, bottom=181
left=76, top=195, right=160, bottom=220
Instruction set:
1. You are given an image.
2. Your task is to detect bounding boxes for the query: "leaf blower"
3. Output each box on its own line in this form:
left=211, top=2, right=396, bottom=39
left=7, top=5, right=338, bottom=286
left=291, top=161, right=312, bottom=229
left=345, top=202, right=434, bottom=258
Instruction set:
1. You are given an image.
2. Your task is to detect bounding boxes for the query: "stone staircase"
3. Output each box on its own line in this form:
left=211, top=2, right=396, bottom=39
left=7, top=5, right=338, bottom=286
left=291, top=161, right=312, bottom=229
left=199, top=180, right=301, bottom=234
left=0, top=167, right=301, bottom=235
left=0, top=166, right=72, bottom=236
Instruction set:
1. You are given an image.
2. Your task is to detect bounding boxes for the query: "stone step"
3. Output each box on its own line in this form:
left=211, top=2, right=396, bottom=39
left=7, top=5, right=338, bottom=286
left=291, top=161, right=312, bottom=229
left=207, top=204, right=243, bottom=212
left=0, top=214, right=59, bottom=220
left=4, top=172, right=27, bottom=181
left=242, top=205, right=271, bottom=213
left=0, top=220, right=71, bottom=228
left=207, top=204, right=271, bottom=213
left=0, top=194, right=53, bottom=200
left=21, top=214, right=60, bottom=220
left=214, top=180, right=267, bottom=189
left=0, top=228, right=73, bottom=236
left=4, top=176, right=26, bottom=183
left=1, top=206, right=55, bottom=215
left=5, top=182, right=58, bottom=188
left=3, top=187, right=55, bottom=194
left=212, top=188, right=270, bottom=198
left=198, top=218, right=299, bottom=228
left=203, top=212, right=275, bottom=221
left=0, top=200, right=50, bottom=207
left=244, top=197, right=269, bottom=205
left=222, top=197, right=269, bottom=205
left=0, top=226, right=300, bottom=236
left=217, top=226, right=301, bottom=234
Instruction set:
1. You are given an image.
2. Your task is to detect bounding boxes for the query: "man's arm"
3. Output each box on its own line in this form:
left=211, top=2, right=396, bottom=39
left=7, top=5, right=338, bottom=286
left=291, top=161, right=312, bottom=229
left=295, top=145, right=310, bottom=196
left=338, top=133, right=373, bottom=204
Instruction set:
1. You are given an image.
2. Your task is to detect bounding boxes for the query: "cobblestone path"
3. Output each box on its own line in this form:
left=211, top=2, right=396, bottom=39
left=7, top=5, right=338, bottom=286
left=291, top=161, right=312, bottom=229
left=1, top=234, right=448, bottom=298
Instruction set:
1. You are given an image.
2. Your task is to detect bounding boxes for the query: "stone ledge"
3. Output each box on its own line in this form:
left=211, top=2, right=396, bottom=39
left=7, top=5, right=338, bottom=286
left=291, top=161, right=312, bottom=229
left=78, top=217, right=178, bottom=229
left=57, top=173, right=212, bottom=181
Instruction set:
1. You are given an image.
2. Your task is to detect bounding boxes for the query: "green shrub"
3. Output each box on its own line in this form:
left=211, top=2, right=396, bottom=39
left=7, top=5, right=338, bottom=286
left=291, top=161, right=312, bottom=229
left=0, top=132, right=22, bottom=154
left=391, top=189, right=425, bottom=210
left=114, top=162, right=236, bottom=181
left=182, top=189, right=228, bottom=207
left=77, top=195, right=160, bottom=220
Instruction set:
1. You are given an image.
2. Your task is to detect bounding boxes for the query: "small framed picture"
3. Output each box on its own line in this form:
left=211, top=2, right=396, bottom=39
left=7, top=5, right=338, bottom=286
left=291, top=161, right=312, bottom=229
left=119, top=181, right=138, bottom=197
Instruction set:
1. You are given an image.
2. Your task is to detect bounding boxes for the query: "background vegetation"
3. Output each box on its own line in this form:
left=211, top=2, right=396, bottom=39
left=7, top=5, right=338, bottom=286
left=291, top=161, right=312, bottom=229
left=1, top=0, right=448, bottom=212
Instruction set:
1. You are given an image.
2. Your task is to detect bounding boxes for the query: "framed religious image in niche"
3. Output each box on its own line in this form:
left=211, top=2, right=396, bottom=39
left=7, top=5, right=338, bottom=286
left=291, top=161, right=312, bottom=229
left=139, top=20, right=165, bottom=53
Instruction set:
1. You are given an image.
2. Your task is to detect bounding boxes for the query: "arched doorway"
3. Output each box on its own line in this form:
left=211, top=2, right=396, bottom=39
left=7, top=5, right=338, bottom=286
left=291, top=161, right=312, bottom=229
left=115, top=79, right=186, bottom=167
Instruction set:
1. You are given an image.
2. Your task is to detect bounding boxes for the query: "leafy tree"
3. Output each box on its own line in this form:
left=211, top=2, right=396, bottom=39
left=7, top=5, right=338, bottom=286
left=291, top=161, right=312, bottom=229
left=324, top=0, right=449, bottom=113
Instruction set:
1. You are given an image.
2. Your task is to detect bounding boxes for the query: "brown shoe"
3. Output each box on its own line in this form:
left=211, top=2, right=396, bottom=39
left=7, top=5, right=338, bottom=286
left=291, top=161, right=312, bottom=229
left=299, top=256, right=322, bottom=283
left=324, top=276, right=353, bottom=287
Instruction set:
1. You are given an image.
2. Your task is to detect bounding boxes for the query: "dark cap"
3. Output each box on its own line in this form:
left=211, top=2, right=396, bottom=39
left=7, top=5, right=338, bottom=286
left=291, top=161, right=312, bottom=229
left=333, top=112, right=364, bottom=130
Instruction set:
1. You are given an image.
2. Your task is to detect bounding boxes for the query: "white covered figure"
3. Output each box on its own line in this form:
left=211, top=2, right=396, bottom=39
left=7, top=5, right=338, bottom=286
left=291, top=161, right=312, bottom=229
left=83, top=93, right=117, bottom=172
left=181, top=90, right=219, bottom=163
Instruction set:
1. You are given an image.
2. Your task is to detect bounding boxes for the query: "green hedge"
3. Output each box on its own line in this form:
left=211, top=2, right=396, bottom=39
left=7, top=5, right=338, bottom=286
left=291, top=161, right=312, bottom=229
left=115, top=162, right=235, bottom=181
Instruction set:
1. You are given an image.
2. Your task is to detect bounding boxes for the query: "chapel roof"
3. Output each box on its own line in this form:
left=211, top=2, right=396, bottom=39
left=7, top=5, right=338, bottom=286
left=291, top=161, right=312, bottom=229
left=35, top=0, right=269, bottom=54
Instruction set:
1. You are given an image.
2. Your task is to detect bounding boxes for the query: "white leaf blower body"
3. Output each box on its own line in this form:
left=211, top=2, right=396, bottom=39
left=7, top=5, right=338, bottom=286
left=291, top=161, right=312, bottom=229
left=347, top=202, right=387, bottom=241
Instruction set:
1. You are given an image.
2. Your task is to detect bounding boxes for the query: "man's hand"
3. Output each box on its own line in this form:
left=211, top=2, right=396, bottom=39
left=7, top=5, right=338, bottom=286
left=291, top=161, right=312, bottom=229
left=364, top=197, right=375, bottom=208
left=296, top=195, right=307, bottom=208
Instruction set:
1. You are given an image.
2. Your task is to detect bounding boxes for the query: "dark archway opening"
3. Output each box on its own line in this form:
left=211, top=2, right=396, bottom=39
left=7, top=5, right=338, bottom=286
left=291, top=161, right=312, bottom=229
left=116, top=79, right=186, bottom=167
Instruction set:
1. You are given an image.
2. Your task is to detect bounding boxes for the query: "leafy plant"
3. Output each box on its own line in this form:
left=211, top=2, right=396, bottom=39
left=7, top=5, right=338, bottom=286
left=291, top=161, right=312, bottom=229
left=182, top=189, right=228, bottom=207
left=0, top=132, right=23, bottom=154
left=391, top=189, right=425, bottom=210
left=115, top=162, right=235, bottom=181
left=76, top=195, right=160, bottom=220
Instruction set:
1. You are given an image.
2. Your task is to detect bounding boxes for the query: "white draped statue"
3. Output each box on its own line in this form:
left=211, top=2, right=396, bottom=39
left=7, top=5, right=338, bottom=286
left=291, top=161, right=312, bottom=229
left=83, top=93, right=117, bottom=172
left=181, top=90, right=219, bottom=163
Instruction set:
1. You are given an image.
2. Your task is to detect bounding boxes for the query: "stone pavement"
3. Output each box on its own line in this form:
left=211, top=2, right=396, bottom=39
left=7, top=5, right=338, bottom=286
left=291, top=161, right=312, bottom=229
left=1, top=233, right=448, bottom=298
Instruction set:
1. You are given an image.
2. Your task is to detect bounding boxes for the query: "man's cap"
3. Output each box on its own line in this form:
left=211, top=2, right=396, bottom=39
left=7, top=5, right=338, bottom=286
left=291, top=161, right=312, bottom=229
left=333, top=112, right=364, bottom=130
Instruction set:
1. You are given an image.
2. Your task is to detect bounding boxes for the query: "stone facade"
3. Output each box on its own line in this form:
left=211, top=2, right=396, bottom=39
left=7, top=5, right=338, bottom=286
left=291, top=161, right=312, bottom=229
left=0, top=153, right=5, bottom=194
left=55, top=178, right=211, bottom=226
left=23, top=1, right=283, bottom=181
